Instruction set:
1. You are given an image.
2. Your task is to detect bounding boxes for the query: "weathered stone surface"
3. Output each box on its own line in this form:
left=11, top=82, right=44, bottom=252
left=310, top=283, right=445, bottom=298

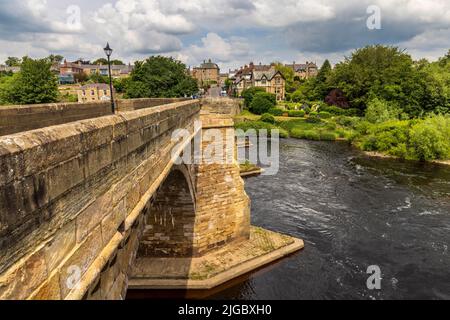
left=59, top=225, right=103, bottom=298
left=44, top=221, right=76, bottom=273
left=0, top=98, right=259, bottom=300
left=76, top=191, right=113, bottom=243
left=0, top=246, right=48, bottom=300
left=29, top=271, right=61, bottom=300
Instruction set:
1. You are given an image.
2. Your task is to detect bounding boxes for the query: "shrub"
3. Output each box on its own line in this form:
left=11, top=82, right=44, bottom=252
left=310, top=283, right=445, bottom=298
left=307, top=115, right=321, bottom=123
left=320, top=131, right=338, bottom=141
left=409, top=115, right=450, bottom=160
left=288, top=110, right=306, bottom=118
left=250, top=94, right=275, bottom=115
left=319, top=111, right=332, bottom=119
left=268, top=108, right=284, bottom=116
left=241, top=87, right=266, bottom=107
left=260, top=113, right=276, bottom=124
left=345, top=108, right=361, bottom=117
left=304, top=130, right=321, bottom=140
left=365, top=98, right=401, bottom=124
left=235, top=121, right=289, bottom=138
left=320, top=105, right=345, bottom=115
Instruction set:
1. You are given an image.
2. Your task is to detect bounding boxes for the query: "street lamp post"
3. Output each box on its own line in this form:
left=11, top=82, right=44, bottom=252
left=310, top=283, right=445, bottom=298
left=104, top=42, right=115, bottom=114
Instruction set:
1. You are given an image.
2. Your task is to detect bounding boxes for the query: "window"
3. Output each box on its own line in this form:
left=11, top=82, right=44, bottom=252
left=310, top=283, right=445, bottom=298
left=82, top=90, right=86, bottom=96
left=104, top=90, right=107, bottom=95
left=261, top=80, right=267, bottom=85
left=91, top=90, right=95, bottom=95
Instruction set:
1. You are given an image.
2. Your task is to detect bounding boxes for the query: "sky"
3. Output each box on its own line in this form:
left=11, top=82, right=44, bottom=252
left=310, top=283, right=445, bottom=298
left=0, top=0, right=449, bottom=71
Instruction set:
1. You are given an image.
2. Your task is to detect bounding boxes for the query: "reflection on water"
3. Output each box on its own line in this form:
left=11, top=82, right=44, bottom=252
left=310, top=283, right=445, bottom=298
left=128, top=139, right=450, bottom=300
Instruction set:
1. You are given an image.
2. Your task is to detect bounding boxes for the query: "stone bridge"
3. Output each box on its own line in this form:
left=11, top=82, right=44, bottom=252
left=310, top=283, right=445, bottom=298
left=0, top=98, right=303, bottom=300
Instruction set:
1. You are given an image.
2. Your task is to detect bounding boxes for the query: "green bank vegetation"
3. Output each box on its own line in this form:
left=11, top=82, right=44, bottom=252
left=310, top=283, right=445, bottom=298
left=236, top=45, right=450, bottom=162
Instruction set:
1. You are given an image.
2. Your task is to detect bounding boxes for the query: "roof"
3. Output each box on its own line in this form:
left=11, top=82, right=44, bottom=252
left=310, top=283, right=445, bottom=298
left=196, top=59, right=219, bottom=70
left=253, top=68, right=284, bottom=81
left=80, top=83, right=110, bottom=90
left=286, top=62, right=318, bottom=72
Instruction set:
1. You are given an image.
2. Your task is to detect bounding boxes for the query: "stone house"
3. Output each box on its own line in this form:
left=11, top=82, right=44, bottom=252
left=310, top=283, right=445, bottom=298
left=191, top=59, right=220, bottom=87
left=232, top=62, right=286, bottom=101
left=77, top=83, right=112, bottom=103
left=286, top=61, right=318, bottom=79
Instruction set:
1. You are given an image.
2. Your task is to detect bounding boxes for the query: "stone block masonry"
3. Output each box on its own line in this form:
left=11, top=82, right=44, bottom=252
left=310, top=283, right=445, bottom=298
left=0, top=99, right=200, bottom=300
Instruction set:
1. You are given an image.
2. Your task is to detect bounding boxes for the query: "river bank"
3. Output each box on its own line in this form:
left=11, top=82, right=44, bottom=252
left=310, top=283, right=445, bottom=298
left=235, top=112, right=450, bottom=166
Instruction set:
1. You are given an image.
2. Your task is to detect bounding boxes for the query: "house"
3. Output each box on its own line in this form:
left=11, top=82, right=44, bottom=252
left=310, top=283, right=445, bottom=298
left=286, top=61, right=318, bottom=79
left=81, top=64, right=133, bottom=78
left=77, top=83, right=112, bottom=103
left=60, top=60, right=133, bottom=82
left=60, top=60, right=84, bottom=75
left=231, top=62, right=286, bottom=101
left=191, top=59, right=220, bottom=87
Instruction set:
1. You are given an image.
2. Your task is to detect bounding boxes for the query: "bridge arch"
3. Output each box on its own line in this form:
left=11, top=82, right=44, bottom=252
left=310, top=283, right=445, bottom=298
left=138, top=164, right=197, bottom=257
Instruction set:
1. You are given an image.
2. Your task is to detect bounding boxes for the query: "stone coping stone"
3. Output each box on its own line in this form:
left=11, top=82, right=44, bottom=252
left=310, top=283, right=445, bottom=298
left=129, top=227, right=304, bottom=290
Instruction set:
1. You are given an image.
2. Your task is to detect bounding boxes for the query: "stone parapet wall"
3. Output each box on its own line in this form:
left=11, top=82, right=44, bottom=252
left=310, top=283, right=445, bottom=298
left=0, top=100, right=200, bottom=300
left=0, top=98, right=190, bottom=136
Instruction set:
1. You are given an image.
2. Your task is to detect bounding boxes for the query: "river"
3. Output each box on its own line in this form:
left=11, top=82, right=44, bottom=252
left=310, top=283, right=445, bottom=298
left=128, top=139, right=450, bottom=300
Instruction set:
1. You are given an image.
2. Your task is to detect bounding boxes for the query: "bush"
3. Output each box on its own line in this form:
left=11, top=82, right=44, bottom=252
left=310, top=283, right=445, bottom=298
left=319, top=111, right=332, bottom=119
left=320, top=105, right=345, bottom=115
left=409, top=115, right=450, bottom=160
left=250, top=93, right=275, bottom=115
left=268, top=108, right=284, bottom=116
left=260, top=113, right=276, bottom=124
left=307, top=114, right=321, bottom=123
left=288, top=110, right=306, bottom=118
left=241, top=87, right=267, bottom=108
left=365, top=98, right=401, bottom=124
left=235, top=121, right=289, bottom=138
left=320, top=131, right=337, bottom=141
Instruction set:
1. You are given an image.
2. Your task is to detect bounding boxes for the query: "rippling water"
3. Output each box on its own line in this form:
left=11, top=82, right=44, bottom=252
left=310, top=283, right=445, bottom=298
left=209, top=139, right=450, bottom=300
left=128, top=139, right=450, bottom=300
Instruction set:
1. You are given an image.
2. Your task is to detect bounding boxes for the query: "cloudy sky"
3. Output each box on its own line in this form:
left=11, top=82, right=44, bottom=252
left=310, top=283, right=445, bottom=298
left=0, top=0, right=449, bottom=70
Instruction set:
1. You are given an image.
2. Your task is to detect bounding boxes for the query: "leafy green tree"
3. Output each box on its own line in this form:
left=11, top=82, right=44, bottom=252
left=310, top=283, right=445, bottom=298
left=92, top=58, right=125, bottom=65
left=5, top=57, right=21, bottom=67
left=241, top=87, right=266, bottom=107
left=1, top=57, right=58, bottom=104
left=88, top=73, right=109, bottom=84
left=250, top=92, right=277, bottom=115
left=125, top=56, right=198, bottom=98
left=47, top=54, right=64, bottom=64
left=327, top=45, right=446, bottom=115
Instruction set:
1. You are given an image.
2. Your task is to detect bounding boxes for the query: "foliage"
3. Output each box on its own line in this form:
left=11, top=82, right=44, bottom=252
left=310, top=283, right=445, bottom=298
left=249, top=92, right=276, bottom=115
left=327, top=45, right=448, bottom=115
left=364, top=97, right=404, bottom=123
left=113, top=77, right=129, bottom=93
left=288, top=110, right=305, bottom=118
left=92, top=58, right=124, bottom=65
left=125, top=56, right=198, bottom=98
left=268, top=108, right=284, bottom=116
left=241, top=87, right=266, bottom=107
left=409, top=115, right=450, bottom=160
left=319, top=111, right=332, bottom=119
left=0, top=57, right=58, bottom=105
left=324, top=88, right=350, bottom=108
left=235, top=120, right=289, bottom=138
left=4, top=57, right=21, bottom=67
left=274, top=62, right=295, bottom=93
left=260, top=113, right=276, bottom=124
left=88, top=73, right=109, bottom=84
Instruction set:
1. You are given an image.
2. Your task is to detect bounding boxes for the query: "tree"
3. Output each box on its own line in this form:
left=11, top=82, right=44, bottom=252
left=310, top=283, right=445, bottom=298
left=1, top=57, right=58, bottom=104
left=241, top=87, right=266, bottom=107
left=327, top=45, right=446, bottom=115
left=250, top=93, right=275, bottom=115
left=47, top=54, right=64, bottom=64
left=5, top=57, right=21, bottom=67
left=92, top=58, right=125, bottom=65
left=92, top=58, right=108, bottom=65
left=88, top=73, right=109, bottom=84
left=124, top=56, right=198, bottom=98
